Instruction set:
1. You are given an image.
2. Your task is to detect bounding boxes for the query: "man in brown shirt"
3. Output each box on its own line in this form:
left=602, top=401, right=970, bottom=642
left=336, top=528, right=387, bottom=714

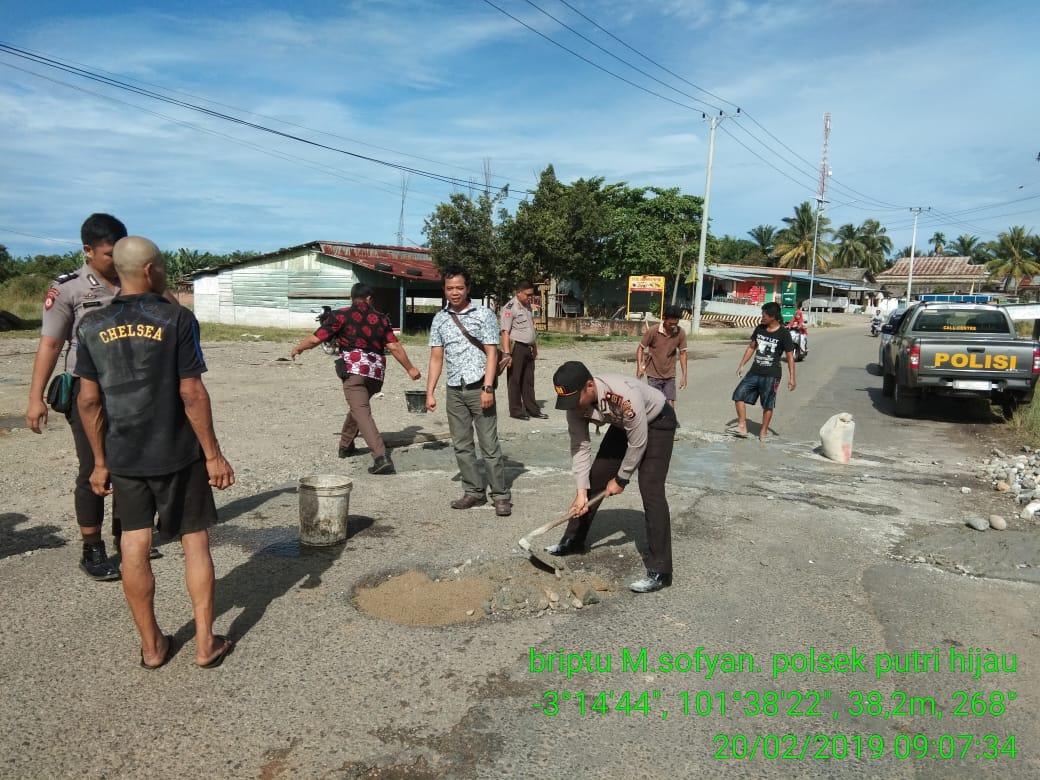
left=636, top=305, right=688, bottom=408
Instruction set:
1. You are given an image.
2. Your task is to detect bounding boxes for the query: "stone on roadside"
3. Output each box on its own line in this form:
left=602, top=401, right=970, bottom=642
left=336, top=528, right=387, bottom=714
left=960, top=487, right=972, bottom=495
left=588, top=574, right=612, bottom=592
left=1023, top=477, right=1037, bottom=490
left=570, top=596, right=584, bottom=609
left=1018, top=492, right=1035, bottom=504
left=988, top=515, right=1007, bottom=530
left=570, top=583, right=600, bottom=606
left=995, top=481, right=1010, bottom=492
left=992, top=447, right=1007, bottom=458
left=1021, top=500, right=1040, bottom=519
left=965, top=517, right=988, bottom=531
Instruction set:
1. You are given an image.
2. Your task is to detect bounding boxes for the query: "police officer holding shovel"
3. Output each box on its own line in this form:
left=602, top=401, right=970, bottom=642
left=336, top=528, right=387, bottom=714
left=547, top=361, right=677, bottom=593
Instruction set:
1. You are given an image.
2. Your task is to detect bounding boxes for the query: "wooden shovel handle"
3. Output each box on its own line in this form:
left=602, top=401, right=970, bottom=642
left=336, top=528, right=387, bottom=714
left=520, top=490, right=608, bottom=545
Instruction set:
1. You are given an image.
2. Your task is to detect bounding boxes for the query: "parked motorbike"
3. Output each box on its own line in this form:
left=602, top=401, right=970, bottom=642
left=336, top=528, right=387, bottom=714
left=869, top=318, right=882, bottom=337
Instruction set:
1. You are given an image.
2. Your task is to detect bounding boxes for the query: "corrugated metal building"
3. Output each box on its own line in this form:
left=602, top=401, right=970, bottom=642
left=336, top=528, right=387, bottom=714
left=192, top=241, right=442, bottom=329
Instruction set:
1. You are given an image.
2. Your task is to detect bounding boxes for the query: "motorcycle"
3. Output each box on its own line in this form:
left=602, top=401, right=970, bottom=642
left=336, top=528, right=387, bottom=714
left=870, top=318, right=882, bottom=337
left=315, top=306, right=340, bottom=355
left=786, top=315, right=809, bottom=362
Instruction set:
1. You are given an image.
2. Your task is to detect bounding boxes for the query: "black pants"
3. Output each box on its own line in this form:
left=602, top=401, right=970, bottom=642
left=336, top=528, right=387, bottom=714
left=67, top=379, right=119, bottom=534
left=507, top=342, right=538, bottom=416
left=563, top=405, right=677, bottom=573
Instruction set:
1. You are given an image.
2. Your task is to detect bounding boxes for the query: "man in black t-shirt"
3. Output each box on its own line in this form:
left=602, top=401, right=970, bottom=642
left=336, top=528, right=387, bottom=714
left=76, top=236, right=235, bottom=670
left=730, top=301, right=797, bottom=443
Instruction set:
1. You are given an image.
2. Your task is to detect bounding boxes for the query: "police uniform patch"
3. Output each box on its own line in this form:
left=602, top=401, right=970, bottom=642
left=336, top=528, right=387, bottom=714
left=601, top=391, right=636, bottom=420
left=44, top=287, right=59, bottom=310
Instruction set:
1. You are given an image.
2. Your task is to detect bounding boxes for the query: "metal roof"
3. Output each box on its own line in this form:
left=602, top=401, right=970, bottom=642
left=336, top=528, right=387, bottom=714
left=878, top=256, right=985, bottom=279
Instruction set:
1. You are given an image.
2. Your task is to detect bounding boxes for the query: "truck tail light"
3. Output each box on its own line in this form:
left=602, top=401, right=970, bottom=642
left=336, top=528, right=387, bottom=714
left=909, top=344, right=921, bottom=372
left=1033, top=345, right=1040, bottom=375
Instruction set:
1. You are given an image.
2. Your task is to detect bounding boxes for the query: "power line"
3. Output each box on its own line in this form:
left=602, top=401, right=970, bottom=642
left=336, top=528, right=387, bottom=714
left=3, top=41, right=532, bottom=192
left=539, top=1, right=909, bottom=210
left=476, top=1, right=710, bottom=113
left=0, top=42, right=527, bottom=200
left=519, top=0, right=723, bottom=113
left=0, top=227, right=80, bottom=246
left=0, top=60, right=446, bottom=208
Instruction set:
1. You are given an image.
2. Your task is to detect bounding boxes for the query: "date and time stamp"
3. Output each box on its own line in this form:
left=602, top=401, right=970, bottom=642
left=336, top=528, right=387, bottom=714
left=526, top=646, right=1022, bottom=762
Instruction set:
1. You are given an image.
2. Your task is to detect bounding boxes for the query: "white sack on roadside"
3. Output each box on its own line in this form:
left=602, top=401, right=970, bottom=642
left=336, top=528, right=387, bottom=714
left=820, top=412, right=855, bottom=464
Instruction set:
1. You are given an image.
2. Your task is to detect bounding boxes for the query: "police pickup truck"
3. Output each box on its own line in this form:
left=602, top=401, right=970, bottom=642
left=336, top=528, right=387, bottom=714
left=879, top=302, right=1039, bottom=418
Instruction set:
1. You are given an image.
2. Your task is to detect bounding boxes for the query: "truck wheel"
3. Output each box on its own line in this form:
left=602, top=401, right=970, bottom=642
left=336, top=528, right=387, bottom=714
left=882, top=373, right=895, bottom=398
left=893, top=384, right=918, bottom=417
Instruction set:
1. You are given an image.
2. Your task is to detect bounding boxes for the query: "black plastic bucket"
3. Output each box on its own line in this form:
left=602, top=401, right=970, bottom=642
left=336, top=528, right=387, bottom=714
left=405, top=390, right=427, bottom=413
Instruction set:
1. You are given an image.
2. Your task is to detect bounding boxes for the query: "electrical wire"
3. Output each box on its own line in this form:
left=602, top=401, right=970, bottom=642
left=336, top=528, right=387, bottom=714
left=0, top=61, right=445, bottom=208
left=0, top=227, right=80, bottom=246
left=0, top=42, right=527, bottom=200
left=3, top=41, right=532, bottom=192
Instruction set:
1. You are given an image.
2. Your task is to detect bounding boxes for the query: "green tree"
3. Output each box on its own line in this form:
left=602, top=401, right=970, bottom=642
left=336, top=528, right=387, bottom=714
left=505, top=165, right=567, bottom=287
left=773, top=201, right=832, bottom=271
left=0, top=245, right=15, bottom=284
left=605, top=185, right=703, bottom=278
left=833, top=223, right=866, bottom=269
left=986, top=226, right=1040, bottom=290
left=711, top=235, right=758, bottom=265
left=424, top=185, right=513, bottom=302
left=929, top=231, right=946, bottom=256
left=859, top=219, right=893, bottom=273
left=949, top=234, right=991, bottom=264
left=746, top=225, right=778, bottom=264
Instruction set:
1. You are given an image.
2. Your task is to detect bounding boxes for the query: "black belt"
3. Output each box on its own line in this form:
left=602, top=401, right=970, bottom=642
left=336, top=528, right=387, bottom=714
left=449, top=379, right=485, bottom=390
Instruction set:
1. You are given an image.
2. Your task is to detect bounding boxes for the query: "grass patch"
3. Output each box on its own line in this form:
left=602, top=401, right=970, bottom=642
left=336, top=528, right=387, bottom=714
left=1010, top=396, right=1040, bottom=444
left=198, top=322, right=311, bottom=342
left=0, top=275, right=50, bottom=320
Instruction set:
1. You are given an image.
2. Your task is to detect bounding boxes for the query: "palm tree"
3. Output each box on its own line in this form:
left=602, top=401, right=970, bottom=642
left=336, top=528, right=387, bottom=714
left=859, top=219, right=892, bottom=273
left=772, top=201, right=832, bottom=271
left=985, top=226, right=1040, bottom=291
left=929, top=232, right=946, bottom=256
left=833, top=223, right=865, bottom=268
left=949, top=234, right=981, bottom=257
left=746, top=224, right=778, bottom=264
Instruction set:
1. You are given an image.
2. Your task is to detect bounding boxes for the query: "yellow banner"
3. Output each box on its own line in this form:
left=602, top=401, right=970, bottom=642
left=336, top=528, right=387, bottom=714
left=628, top=275, right=666, bottom=292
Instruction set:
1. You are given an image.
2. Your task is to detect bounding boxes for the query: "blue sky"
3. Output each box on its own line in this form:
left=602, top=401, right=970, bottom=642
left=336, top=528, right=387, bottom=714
left=1, top=0, right=1037, bottom=259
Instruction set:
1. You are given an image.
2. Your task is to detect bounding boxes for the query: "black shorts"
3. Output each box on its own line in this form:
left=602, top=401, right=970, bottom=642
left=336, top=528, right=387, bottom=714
left=110, top=458, right=218, bottom=539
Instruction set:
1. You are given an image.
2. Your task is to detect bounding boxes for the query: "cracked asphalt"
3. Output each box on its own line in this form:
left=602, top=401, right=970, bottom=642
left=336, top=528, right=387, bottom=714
left=1, top=318, right=1037, bottom=778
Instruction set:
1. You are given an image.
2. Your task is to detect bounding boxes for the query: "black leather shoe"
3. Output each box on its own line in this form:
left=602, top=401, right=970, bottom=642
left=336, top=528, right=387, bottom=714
left=338, top=442, right=358, bottom=458
left=368, top=454, right=395, bottom=475
left=544, top=537, right=586, bottom=556
left=80, top=542, right=120, bottom=582
left=629, top=570, right=672, bottom=593
left=529, top=411, right=549, bottom=419
left=451, top=494, right=487, bottom=509
left=510, top=413, right=530, bottom=421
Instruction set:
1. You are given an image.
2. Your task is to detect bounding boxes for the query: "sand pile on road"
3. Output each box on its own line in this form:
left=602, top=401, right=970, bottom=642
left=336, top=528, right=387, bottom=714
left=355, top=570, right=492, bottom=627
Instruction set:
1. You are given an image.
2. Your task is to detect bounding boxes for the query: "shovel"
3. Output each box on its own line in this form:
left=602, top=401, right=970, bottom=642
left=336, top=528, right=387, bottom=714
left=518, top=490, right=608, bottom=573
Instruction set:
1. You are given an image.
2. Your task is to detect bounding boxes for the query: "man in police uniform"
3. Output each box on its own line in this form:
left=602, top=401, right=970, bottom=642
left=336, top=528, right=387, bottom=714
left=548, top=360, right=677, bottom=593
left=25, top=214, right=128, bottom=580
left=500, top=280, right=547, bottom=420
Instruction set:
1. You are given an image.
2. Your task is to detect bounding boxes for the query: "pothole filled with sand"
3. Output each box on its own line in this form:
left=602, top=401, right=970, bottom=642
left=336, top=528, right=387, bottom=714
left=353, top=557, right=621, bottom=627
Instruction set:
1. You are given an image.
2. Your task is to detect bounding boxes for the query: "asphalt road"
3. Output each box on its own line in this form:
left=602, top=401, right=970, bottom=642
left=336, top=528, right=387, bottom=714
left=1, top=321, right=1037, bottom=779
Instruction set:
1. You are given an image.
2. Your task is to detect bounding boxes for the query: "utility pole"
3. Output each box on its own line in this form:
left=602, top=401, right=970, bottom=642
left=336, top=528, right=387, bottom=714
left=670, top=233, right=687, bottom=307
left=806, top=113, right=831, bottom=323
left=692, top=109, right=738, bottom=332
left=396, top=173, right=410, bottom=246
left=905, top=206, right=930, bottom=302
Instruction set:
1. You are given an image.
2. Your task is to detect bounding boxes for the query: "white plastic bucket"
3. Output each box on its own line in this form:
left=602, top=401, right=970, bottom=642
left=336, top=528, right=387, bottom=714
left=819, top=412, right=855, bottom=464
left=298, top=475, right=352, bottom=546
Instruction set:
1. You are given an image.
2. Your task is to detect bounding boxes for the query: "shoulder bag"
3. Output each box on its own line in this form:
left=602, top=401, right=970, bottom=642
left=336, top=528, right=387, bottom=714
left=446, top=310, right=507, bottom=386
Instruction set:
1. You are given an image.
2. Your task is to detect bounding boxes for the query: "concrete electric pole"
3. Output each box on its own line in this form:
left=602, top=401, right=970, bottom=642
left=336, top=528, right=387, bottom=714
left=692, top=111, right=735, bottom=332
left=806, top=113, right=831, bottom=322
left=905, top=206, right=930, bottom=302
